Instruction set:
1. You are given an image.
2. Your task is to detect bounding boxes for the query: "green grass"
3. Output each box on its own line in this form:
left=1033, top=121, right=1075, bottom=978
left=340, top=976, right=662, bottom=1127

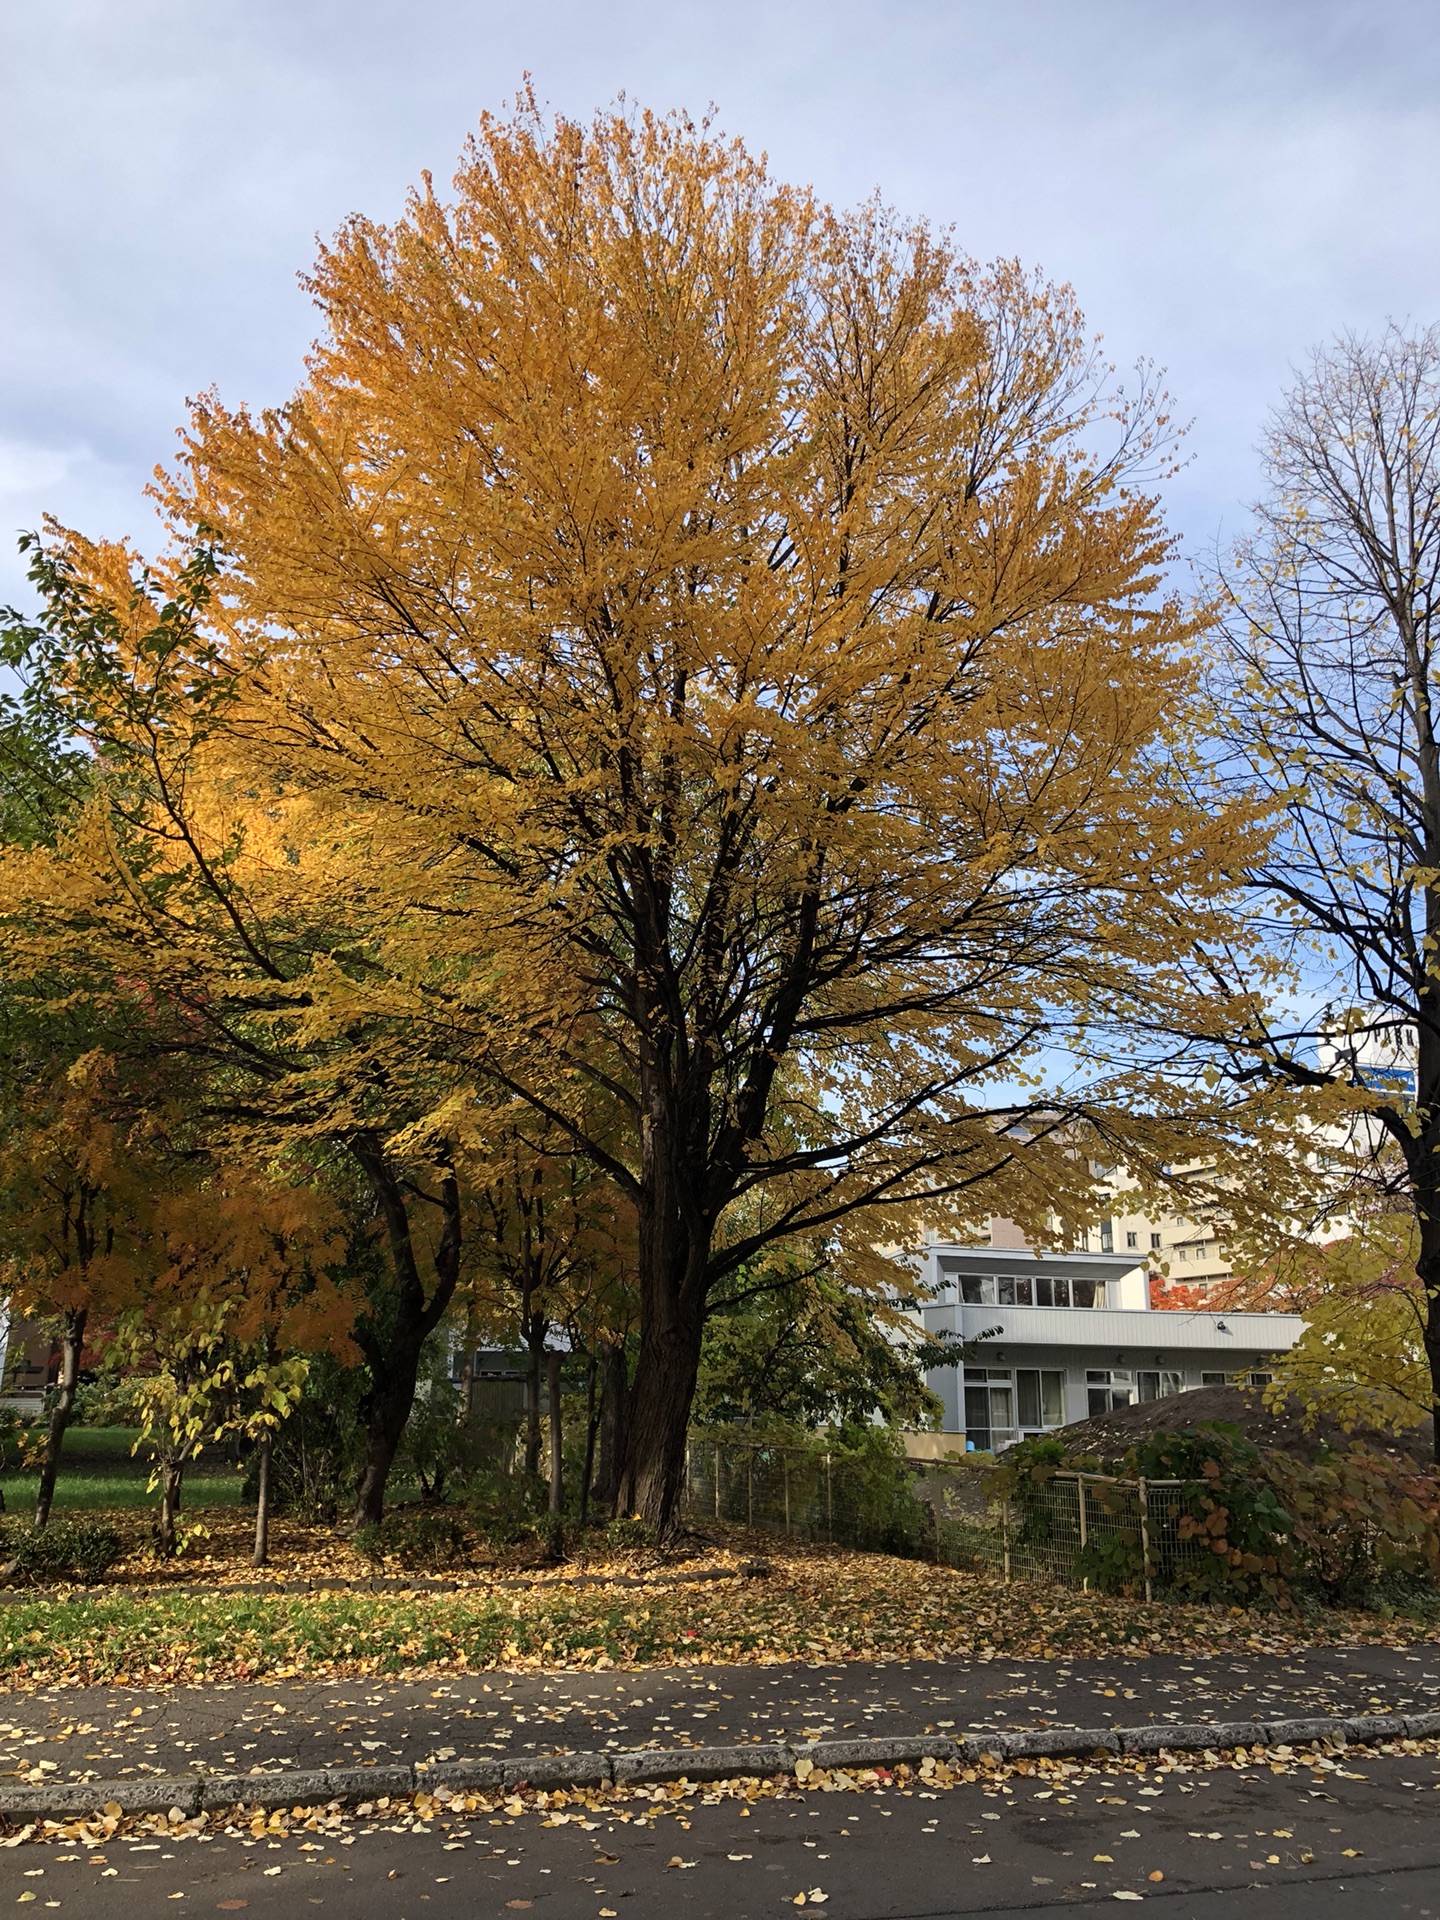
left=0, top=1426, right=247, bottom=1512
left=0, top=1472, right=246, bottom=1512
left=53, top=1426, right=145, bottom=1461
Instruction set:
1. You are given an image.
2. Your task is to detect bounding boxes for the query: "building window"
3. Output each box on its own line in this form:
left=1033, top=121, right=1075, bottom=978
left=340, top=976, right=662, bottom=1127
left=1086, top=1369, right=1133, bottom=1415
left=1248, top=1371, right=1272, bottom=1388
left=1099, top=1219, right=1114, bottom=1253
left=1200, top=1371, right=1227, bottom=1387
left=1137, top=1369, right=1186, bottom=1402
left=1016, top=1369, right=1066, bottom=1430
left=963, top=1368, right=1015, bottom=1452
left=1150, top=1232, right=1162, bottom=1250
left=1125, top=1230, right=1138, bottom=1249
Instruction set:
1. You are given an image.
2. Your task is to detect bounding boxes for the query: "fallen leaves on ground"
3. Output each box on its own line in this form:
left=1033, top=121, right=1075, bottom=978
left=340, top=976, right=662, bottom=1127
left=0, top=1531, right=1435, bottom=1691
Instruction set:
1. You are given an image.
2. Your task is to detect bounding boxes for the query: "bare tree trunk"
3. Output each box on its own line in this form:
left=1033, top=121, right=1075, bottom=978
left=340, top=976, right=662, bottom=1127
left=34, top=1308, right=86, bottom=1530
left=546, top=1348, right=563, bottom=1515
left=348, top=1145, right=464, bottom=1530
left=523, top=1308, right=547, bottom=1481
left=353, top=1352, right=424, bottom=1530
left=618, top=1315, right=706, bottom=1530
left=580, top=1352, right=598, bottom=1527
left=593, top=1339, right=629, bottom=1517
left=252, top=1430, right=272, bottom=1568
left=618, top=1202, right=709, bottom=1532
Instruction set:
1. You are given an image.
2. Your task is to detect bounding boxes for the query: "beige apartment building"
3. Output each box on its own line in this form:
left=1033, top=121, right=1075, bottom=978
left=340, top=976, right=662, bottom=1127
left=987, top=1177, right=1236, bottom=1291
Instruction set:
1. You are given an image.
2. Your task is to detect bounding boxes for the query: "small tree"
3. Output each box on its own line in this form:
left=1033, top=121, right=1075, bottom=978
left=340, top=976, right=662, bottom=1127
left=0, top=537, right=469, bottom=1527
left=0, top=1051, right=148, bottom=1527
left=113, top=1173, right=349, bottom=1556
left=1264, top=1219, right=1433, bottom=1436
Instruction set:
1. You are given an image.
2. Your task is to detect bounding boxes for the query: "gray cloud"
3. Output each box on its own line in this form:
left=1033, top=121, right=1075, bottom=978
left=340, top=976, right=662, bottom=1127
left=3, top=0, right=1439, bottom=597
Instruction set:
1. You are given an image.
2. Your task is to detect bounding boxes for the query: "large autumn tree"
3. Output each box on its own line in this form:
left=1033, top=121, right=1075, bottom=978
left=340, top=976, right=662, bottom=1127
left=100, top=103, right=1263, bottom=1527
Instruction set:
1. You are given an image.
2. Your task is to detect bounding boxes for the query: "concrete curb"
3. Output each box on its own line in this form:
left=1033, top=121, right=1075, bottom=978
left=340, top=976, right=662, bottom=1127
left=4, top=1711, right=1437, bottom=1821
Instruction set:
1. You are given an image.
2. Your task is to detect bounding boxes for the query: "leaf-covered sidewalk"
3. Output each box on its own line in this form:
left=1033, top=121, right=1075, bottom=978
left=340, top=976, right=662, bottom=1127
left=0, top=1545, right=1437, bottom=1692
left=2, top=1640, right=1439, bottom=1789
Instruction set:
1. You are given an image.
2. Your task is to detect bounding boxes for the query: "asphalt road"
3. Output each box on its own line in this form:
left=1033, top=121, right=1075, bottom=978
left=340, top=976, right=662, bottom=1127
left=4, top=1645, right=1439, bottom=1788
left=3, top=1741, right=1437, bottom=1917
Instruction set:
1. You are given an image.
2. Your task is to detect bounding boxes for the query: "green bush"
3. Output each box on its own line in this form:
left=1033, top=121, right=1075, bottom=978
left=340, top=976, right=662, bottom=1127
left=988, top=1423, right=1440, bottom=1612
left=603, top=1515, right=658, bottom=1553
left=248, top=1355, right=367, bottom=1522
left=1263, top=1445, right=1440, bottom=1606
left=3, top=1517, right=123, bottom=1584
left=695, top=1421, right=939, bottom=1558
left=467, top=1471, right=548, bottom=1547
left=1124, top=1426, right=1295, bottom=1605
left=990, top=1427, right=1295, bottom=1602
left=354, top=1506, right=469, bottom=1572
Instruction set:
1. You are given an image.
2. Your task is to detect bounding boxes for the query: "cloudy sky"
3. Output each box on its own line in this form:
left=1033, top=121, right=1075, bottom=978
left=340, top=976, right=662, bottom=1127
left=3, top=0, right=1439, bottom=605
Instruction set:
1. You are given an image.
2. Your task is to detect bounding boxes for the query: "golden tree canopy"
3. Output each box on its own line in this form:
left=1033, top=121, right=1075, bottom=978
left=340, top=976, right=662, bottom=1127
left=14, top=100, right=1284, bottom=1523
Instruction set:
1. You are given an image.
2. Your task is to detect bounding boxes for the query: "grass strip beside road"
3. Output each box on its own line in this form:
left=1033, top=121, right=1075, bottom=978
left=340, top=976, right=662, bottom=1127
left=0, top=1553, right=1436, bottom=1689
left=0, top=1473, right=246, bottom=1512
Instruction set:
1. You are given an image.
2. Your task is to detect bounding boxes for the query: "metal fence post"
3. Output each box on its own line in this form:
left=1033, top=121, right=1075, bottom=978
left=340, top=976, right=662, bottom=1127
left=784, top=1454, right=792, bottom=1535
left=825, top=1452, right=833, bottom=1540
left=747, top=1452, right=754, bottom=1528
left=714, top=1446, right=722, bottom=1521
left=1138, top=1476, right=1153, bottom=1603
left=1077, top=1475, right=1089, bottom=1593
left=1002, top=1495, right=1011, bottom=1582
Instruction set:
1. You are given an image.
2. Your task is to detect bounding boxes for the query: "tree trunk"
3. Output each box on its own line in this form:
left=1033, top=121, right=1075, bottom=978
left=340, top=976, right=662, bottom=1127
left=1412, top=1121, right=1440, bottom=1466
left=618, top=1213, right=709, bottom=1531
left=34, top=1307, right=86, bottom=1529
left=593, top=1338, right=630, bottom=1517
left=347, top=1144, right=464, bottom=1529
left=523, top=1312, right=547, bottom=1480
left=546, top=1348, right=563, bottom=1514
left=252, top=1430, right=272, bottom=1568
left=353, top=1342, right=426, bottom=1530
left=580, top=1353, right=598, bottom=1527
left=157, top=1458, right=185, bottom=1557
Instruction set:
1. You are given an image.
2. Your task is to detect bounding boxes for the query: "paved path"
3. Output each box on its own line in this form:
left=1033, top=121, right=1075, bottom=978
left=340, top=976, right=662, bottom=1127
left=2, top=1644, right=1437, bottom=1787
left=2, top=1737, right=1436, bottom=1917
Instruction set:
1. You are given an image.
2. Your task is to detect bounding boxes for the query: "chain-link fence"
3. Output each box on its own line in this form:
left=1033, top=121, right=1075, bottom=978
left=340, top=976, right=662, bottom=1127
left=995, top=1469, right=1213, bottom=1600
left=683, top=1439, right=1216, bottom=1600
left=683, top=1438, right=950, bottom=1557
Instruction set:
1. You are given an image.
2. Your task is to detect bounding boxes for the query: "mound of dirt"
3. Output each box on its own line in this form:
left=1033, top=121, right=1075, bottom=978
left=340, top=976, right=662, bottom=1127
left=1051, top=1383, right=1436, bottom=1469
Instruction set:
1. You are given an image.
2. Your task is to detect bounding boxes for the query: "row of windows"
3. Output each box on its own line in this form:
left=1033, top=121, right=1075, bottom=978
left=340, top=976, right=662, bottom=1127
left=1084, top=1223, right=1225, bottom=1259
left=951, top=1273, right=1109, bottom=1308
left=958, top=1365, right=1273, bottom=1448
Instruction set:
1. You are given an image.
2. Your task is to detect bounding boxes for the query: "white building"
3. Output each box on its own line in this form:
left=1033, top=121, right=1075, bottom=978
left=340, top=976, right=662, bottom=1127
left=914, top=1242, right=1303, bottom=1455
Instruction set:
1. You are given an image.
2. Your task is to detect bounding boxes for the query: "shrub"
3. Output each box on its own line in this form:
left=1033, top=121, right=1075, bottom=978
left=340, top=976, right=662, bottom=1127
left=988, top=1427, right=1296, bottom=1603
left=988, top=1422, right=1440, bottom=1612
left=248, top=1355, right=367, bottom=1522
left=1124, top=1426, right=1295, bottom=1605
left=354, top=1506, right=469, bottom=1571
left=467, top=1471, right=548, bottom=1547
left=3, top=1517, right=123, bottom=1584
left=1263, top=1445, right=1440, bottom=1606
left=603, top=1516, right=658, bottom=1553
